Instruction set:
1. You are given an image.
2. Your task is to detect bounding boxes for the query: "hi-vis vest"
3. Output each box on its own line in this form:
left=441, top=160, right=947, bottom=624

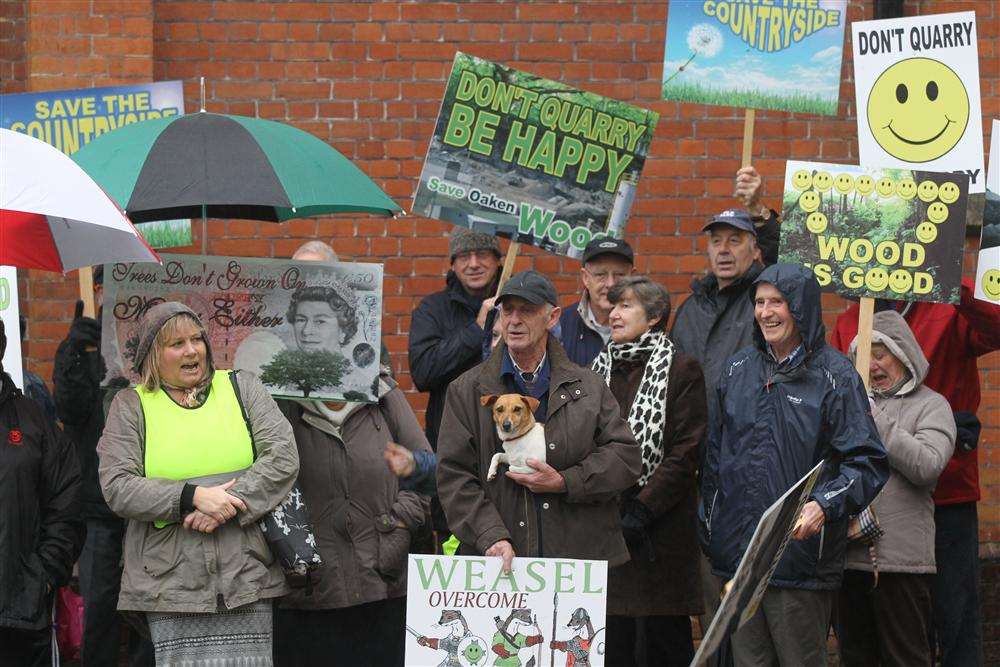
left=136, top=370, right=254, bottom=527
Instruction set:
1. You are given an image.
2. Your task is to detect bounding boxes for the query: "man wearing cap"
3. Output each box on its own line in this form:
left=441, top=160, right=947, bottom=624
left=436, top=270, right=641, bottom=572
left=558, top=237, right=636, bottom=367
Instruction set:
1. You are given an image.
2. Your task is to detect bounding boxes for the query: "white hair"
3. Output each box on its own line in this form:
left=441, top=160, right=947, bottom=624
left=292, top=241, right=338, bottom=262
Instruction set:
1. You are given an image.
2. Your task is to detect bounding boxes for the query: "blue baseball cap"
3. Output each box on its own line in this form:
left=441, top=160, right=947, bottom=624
left=702, top=209, right=757, bottom=236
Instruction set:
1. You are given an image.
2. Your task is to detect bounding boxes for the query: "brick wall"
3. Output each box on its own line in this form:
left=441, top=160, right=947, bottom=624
left=8, top=0, right=1000, bottom=544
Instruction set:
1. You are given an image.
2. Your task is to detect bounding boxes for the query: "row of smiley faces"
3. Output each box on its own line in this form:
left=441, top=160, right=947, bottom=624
left=792, top=170, right=961, bottom=203
left=803, top=205, right=948, bottom=242
left=858, top=266, right=925, bottom=294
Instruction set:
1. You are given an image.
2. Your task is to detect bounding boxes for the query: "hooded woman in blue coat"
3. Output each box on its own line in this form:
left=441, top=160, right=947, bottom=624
left=700, top=263, right=888, bottom=667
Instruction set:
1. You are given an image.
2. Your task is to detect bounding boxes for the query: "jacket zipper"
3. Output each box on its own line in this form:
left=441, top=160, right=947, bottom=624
left=707, top=490, right=719, bottom=538
left=817, top=526, right=825, bottom=562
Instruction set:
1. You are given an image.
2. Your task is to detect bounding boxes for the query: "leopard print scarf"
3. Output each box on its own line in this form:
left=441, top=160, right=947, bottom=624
left=592, top=330, right=674, bottom=487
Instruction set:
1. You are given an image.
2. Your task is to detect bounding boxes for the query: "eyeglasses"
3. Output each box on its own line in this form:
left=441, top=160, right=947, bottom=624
left=583, top=268, right=629, bottom=283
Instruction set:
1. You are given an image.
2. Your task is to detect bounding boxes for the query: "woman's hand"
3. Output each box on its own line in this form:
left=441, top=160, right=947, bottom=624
left=193, top=479, right=247, bottom=524
left=184, top=510, right=221, bottom=533
left=383, top=442, right=416, bottom=478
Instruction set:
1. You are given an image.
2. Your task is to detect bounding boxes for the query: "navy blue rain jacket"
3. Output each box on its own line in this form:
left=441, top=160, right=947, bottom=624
left=700, top=264, right=888, bottom=590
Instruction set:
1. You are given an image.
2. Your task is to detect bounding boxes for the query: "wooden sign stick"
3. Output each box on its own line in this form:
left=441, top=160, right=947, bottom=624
left=853, top=296, right=875, bottom=391
left=741, top=108, right=756, bottom=168
left=78, top=266, right=95, bottom=319
left=494, top=240, right=520, bottom=297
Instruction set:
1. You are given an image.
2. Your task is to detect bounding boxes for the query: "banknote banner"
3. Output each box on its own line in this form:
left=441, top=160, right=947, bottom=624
left=975, top=119, right=999, bottom=304
left=0, top=266, right=23, bottom=391
left=406, top=555, right=608, bottom=667
left=693, top=462, right=825, bottom=666
left=0, top=81, right=192, bottom=248
left=778, top=160, right=969, bottom=304
left=661, top=0, right=847, bottom=115
left=413, top=52, right=658, bottom=259
left=101, top=255, right=384, bottom=402
left=852, top=11, right=985, bottom=193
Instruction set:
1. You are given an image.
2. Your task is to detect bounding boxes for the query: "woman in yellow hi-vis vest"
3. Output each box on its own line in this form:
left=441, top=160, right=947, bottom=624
left=98, top=302, right=298, bottom=667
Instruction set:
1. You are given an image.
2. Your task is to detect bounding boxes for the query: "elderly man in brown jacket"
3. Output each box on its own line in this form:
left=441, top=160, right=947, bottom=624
left=437, top=270, right=641, bottom=572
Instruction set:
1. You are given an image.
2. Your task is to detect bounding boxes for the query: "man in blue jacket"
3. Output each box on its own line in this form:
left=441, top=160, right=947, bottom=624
left=558, top=237, right=635, bottom=367
left=700, top=264, right=888, bottom=666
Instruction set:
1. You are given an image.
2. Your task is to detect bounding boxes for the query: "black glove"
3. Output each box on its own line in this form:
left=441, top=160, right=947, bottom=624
left=67, top=315, right=101, bottom=350
left=620, top=499, right=654, bottom=556
left=954, top=411, right=981, bottom=453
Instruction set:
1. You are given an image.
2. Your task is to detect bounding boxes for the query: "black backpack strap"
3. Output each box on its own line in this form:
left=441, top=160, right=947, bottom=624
left=228, top=370, right=258, bottom=459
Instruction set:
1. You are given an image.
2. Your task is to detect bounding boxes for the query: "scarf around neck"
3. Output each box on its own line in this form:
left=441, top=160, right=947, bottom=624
left=592, top=330, right=674, bottom=487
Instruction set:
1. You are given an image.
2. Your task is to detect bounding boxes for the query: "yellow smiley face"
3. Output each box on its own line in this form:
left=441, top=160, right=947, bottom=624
left=792, top=170, right=812, bottom=190
left=834, top=173, right=855, bottom=194
left=799, top=191, right=821, bottom=213
left=889, top=269, right=913, bottom=294
left=982, top=269, right=1000, bottom=300
left=915, top=221, right=938, bottom=243
left=813, top=172, right=833, bottom=192
left=938, top=181, right=960, bottom=203
left=864, top=267, right=889, bottom=292
left=855, top=175, right=875, bottom=195
left=876, top=177, right=895, bottom=197
left=927, top=202, right=948, bottom=223
left=896, top=178, right=916, bottom=199
left=867, top=57, right=970, bottom=163
left=805, top=211, right=828, bottom=234
left=917, top=180, right=938, bottom=202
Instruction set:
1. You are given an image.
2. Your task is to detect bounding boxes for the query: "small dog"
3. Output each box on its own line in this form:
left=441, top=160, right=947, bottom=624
left=481, top=393, right=546, bottom=481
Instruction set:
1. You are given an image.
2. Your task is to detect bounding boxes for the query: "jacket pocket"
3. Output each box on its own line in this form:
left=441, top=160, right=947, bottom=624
left=374, top=514, right=410, bottom=581
left=244, top=524, right=275, bottom=568
left=13, top=553, right=48, bottom=623
left=141, top=524, right=184, bottom=578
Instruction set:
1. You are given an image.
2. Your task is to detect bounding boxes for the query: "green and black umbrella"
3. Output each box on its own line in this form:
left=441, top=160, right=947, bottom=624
left=72, top=112, right=401, bottom=224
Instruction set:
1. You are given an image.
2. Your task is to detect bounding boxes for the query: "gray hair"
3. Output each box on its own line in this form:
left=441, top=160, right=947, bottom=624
left=607, top=274, right=671, bottom=331
left=292, top=240, right=338, bottom=262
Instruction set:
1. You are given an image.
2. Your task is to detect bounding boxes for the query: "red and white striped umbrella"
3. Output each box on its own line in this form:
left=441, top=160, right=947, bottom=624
left=0, top=128, right=159, bottom=272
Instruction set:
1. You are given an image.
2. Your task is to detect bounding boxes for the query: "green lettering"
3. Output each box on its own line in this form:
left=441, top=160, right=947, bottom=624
left=553, top=137, right=583, bottom=178
left=455, top=70, right=479, bottom=102
left=590, top=112, right=613, bottom=144
left=415, top=557, right=460, bottom=590
left=491, top=569, right=520, bottom=592
left=502, top=120, right=537, bottom=165
left=582, top=562, right=604, bottom=594
left=525, top=130, right=558, bottom=175
left=626, top=121, right=647, bottom=152
left=465, top=558, right=487, bottom=591
left=518, top=203, right=554, bottom=238
left=525, top=560, right=547, bottom=593
left=607, top=117, right=629, bottom=150
left=576, top=144, right=607, bottom=186
left=469, top=110, right=500, bottom=157
left=443, top=103, right=475, bottom=149
left=604, top=151, right=632, bottom=193
left=554, top=561, right=575, bottom=594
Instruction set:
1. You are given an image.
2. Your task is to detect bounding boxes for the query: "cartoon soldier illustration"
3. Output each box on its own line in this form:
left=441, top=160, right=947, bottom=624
left=549, top=608, right=597, bottom=667
left=415, top=610, right=473, bottom=667
left=491, top=608, right=544, bottom=666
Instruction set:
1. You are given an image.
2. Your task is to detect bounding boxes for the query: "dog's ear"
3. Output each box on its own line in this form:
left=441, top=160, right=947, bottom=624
left=520, top=395, right=540, bottom=413
left=480, top=394, right=499, bottom=407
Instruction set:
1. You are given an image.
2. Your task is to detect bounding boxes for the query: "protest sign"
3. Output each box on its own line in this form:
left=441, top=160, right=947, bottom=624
left=0, top=81, right=192, bottom=248
left=661, top=0, right=847, bottom=115
left=406, top=554, right=608, bottom=667
left=975, top=120, right=999, bottom=304
left=101, top=255, right=384, bottom=402
left=0, top=267, right=23, bottom=390
left=852, top=11, right=984, bottom=193
left=413, top=52, right=658, bottom=259
left=692, top=461, right=824, bottom=666
left=779, top=160, right=969, bottom=304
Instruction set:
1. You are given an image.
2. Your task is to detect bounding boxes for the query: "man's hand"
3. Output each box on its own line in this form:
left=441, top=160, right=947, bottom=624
left=734, top=166, right=766, bottom=217
left=193, top=479, right=247, bottom=524
left=506, top=459, right=566, bottom=494
left=184, top=510, right=221, bottom=533
left=476, top=296, right=498, bottom=330
left=485, top=539, right=515, bottom=574
left=383, top=442, right=416, bottom=478
left=791, top=500, right=826, bottom=540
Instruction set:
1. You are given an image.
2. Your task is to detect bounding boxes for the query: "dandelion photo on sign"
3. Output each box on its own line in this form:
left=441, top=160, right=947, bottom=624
left=778, top=160, right=969, bottom=304
left=661, top=0, right=848, bottom=115
left=413, top=52, right=658, bottom=259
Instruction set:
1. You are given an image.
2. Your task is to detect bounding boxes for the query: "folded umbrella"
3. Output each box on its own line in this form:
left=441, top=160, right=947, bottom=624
left=71, top=111, right=402, bottom=223
left=0, top=128, right=159, bottom=272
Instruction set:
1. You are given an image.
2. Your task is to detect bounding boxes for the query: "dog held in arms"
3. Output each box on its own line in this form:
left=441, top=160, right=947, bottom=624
left=481, top=393, right=546, bottom=481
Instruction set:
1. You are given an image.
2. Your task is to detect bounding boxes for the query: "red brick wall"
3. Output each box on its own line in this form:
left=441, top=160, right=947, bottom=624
left=14, top=0, right=1000, bottom=544
left=0, top=0, right=26, bottom=93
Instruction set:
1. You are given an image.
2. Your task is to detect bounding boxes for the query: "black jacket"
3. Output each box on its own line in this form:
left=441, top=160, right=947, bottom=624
left=700, top=264, right=888, bottom=590
left=0, top=372, right=83, bottom=630
left=670, top=263, right=764, bottom=403
left=53, top=316, right=117, bottom=521
left=408, top=271, right=491, bottom=449
left=558, top=300, right=607, bottom=368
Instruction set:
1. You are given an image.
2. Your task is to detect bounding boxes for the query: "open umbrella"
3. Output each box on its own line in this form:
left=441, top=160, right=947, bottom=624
left=0, top=128, right=159, bottom=272
left=71, top=111, right=402, bottom=224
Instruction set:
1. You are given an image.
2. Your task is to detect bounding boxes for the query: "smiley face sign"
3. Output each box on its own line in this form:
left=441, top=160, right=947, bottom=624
left=780, top=159, right=970, bottom=303
left=852, top=11, right=984, bottom=194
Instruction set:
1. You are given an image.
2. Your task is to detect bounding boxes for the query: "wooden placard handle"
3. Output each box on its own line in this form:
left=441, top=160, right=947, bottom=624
left=78, top=266, right=95, bottom=319
left=854, top=296, right=875, bottom=391
left=741, top=108, right=756, bottom=168
left=494, top=241, right=520, bottom=298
